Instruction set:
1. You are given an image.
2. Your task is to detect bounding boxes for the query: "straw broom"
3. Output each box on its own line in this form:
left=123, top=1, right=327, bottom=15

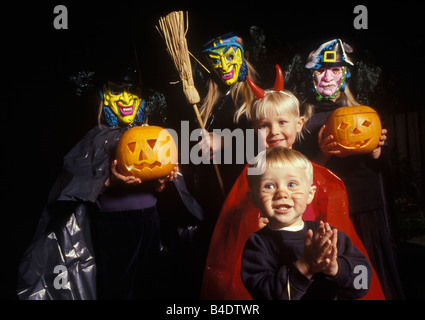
left=156, top=11, right=225, bottom=196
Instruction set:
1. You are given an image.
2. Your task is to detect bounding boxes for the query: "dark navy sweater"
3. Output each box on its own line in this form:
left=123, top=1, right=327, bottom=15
left=241, top=220, right=371, bottom=300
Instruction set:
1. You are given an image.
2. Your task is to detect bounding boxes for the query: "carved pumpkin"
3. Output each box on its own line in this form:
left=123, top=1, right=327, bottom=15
left=116, top=125, right=178, bottom=181
left=323, top=106, right=382, bottom=157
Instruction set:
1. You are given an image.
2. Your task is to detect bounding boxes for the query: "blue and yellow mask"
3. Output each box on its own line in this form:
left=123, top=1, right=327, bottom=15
left=203, top=33, right=247, bottom=86
left=102, top=81, right=143, bottom=125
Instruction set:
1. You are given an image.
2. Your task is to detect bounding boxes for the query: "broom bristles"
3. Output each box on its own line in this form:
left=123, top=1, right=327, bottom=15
left=157, top=11, right=200, bottom=105
left=157, top=11, right=226, bottom=197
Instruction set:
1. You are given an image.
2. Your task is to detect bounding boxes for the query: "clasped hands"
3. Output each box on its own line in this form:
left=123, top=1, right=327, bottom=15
left=295, top=221, right=339, bottom=279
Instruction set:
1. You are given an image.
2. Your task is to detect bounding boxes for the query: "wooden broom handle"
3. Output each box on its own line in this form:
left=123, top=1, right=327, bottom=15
left=192, top=104, right=226, bottom=197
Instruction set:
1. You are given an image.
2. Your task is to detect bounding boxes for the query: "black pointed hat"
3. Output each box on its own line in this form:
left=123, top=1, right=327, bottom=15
left=305, top=39, right=354, bottom=70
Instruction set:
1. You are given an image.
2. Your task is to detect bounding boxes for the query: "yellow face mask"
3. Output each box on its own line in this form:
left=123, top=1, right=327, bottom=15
left=207, top=45, right=243, bottom=86
left=102, top=82, right=142, bottom=124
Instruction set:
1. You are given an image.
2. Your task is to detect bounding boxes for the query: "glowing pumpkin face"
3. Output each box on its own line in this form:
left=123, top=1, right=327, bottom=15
left=116, top=125, right=178, bottom=181
left=323, top=106, right=382, bottom=157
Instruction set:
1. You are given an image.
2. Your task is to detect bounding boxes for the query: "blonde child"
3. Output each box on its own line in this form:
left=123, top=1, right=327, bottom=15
left=242, top=147, right=371, bottom=300
left=200, top=65, right=384, bottom=300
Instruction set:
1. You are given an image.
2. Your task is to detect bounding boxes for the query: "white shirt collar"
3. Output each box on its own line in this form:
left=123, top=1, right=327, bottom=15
left=269, top=221, right=305, bottom=232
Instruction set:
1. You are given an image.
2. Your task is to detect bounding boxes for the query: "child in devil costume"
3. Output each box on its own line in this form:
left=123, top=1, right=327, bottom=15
left=200, top=65, right=385, bottom=300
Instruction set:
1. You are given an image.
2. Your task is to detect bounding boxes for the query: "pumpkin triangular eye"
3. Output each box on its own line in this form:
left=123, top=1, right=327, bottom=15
left=155, top=135, right=171, bottom=148
left=362, top=120, right=371, bottom=127
left=147, top=139, right=157, bottom=149
left=338, top=122, right=349, bottom=130
left=127, top=142, right=136, bottom=153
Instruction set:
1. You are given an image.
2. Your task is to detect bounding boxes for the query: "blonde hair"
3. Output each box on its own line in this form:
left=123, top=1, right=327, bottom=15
left=338, top=85, right=359, bottom=106
left=249, top=89, right=309, bottom=140
left=199, top=37, right=259, bottom=126
left=247, top=146, right=313, bottom=191
left=249, top=90, right=301, bottom=122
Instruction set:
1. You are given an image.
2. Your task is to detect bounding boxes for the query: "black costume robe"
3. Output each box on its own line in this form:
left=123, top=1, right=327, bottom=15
left=17, top=124, right=204, bottom=299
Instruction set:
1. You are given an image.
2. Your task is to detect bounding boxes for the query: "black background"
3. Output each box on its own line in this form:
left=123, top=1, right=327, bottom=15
left=2, top=0, right=424, bottom=303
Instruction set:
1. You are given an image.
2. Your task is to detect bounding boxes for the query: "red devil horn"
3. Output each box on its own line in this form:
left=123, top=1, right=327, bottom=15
left=247, top=76, right=266, bottom=99
left=274, top=65, right=284, bottom=92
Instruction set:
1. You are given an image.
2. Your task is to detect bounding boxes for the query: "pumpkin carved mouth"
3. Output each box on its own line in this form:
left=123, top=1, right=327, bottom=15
left=337, top=137, right=372, bottom=149
left=336, top=118, right=375, bottom=149
left=127, top=161, right=163, bottom=171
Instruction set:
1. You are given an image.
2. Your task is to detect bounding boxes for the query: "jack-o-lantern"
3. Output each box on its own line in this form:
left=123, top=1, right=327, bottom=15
left=323, top=106, right=382, bottom=157
left=116, top=125, right=178, bottom=181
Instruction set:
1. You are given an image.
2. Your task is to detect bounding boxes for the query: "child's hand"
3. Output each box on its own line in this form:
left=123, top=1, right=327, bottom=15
left=258, top=213, right=269, bottom=229
left=322, top=228, right=339, bottom=277
left=157, top=164, right=179, bottom=184
left=315, top=125, right=341, bottom=165
left=155, top=164, right=179, bottom=192
left=199, top=132, right=223, bottom=160
left=105, top=159, right=142, bottom=187
left=371, top=128, right=387, bottom=159
left=296, top=221, right=335, bottom=279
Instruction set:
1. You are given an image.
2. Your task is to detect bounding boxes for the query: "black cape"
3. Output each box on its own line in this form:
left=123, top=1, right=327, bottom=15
left=17, top=125, right=204, bottom=300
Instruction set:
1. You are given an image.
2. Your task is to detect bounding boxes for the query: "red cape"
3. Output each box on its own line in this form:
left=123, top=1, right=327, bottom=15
left=200, top=162, right=385, bottom=300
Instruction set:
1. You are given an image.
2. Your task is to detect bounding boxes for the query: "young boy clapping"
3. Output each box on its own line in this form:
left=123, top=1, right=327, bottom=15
left=242, top=147, right=371, bottom=300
